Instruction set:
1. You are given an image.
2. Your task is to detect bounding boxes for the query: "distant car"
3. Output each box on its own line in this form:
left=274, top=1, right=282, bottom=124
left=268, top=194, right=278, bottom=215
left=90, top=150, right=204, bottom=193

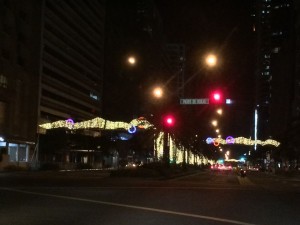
left=210, top=164, right=219, bottom=171
left=223, top=164, right=233, bottom=171
left=210, top=164, right=233, bottom=171
left=125, top=162, right=137, bottom=168
left=248, top=166, right=259, bottom=171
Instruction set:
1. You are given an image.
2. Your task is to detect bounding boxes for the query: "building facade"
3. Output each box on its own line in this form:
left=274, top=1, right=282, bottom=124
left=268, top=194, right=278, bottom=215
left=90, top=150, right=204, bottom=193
left=103, top=0, right=172, bottom=122
left=1, top=0, right=43, bottom=169
left=252, top=0, right=299, bottom=166
left=165, top=44, right=186, bottom=99
left=0, top=0, right=105, bottom=170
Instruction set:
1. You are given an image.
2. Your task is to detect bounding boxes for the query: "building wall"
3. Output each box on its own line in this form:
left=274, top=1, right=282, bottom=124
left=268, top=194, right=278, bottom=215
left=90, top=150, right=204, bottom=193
left=253, top=0, right=294, bottom=142
left=40, top=0, right=105, bottom=124
left=0, top=0, right=106, bottom=169
left=286, top=1, right=300, bottom=160
left=1, top=0, right=42, bottom=144
left=103, top=0, right=171, bottom=122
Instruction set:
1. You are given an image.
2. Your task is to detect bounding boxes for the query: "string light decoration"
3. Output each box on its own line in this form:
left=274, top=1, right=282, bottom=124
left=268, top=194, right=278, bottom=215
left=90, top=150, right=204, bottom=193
left=39, top=117, right=154, bottom=131
left=40, top=117, right=210, bottom=165
left=127, top=125, right=137, bottom=134
left=206, top=136, right=280, bottom=147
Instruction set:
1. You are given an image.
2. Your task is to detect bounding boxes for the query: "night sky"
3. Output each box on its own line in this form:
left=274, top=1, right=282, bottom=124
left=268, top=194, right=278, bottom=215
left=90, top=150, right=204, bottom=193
left=155, top=0, right=256, bottom=140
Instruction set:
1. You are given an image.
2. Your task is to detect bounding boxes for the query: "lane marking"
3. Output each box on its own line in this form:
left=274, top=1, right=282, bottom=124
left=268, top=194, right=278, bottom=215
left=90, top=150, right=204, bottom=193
left=1, top=187, right=257, bottom=225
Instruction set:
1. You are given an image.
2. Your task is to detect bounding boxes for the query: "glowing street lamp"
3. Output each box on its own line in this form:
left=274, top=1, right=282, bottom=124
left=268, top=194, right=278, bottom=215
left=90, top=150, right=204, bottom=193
left=212, top=120, right=218, bottom=127
left=217, top=108, right=223, bottom=115
left=153, top=87, right=163, bottom=99
left=205, top=54, right=217, bottom=68
left=128, top=56, right=136, bottom=65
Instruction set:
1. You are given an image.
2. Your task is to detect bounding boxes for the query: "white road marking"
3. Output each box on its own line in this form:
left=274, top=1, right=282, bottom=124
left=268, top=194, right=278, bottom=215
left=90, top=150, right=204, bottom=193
left=1, top=187, right=258, bottom=225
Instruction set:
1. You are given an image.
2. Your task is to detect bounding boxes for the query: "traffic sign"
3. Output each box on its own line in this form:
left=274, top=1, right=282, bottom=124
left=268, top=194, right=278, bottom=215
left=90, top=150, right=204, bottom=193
left=180, top=98, right=209, bottom=105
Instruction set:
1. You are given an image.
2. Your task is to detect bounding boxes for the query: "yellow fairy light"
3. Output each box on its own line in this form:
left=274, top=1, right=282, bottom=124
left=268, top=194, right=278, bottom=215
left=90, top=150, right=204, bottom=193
left=207, top=136, right=280, bottom=147
left=39, top=117, right=154, bottom=131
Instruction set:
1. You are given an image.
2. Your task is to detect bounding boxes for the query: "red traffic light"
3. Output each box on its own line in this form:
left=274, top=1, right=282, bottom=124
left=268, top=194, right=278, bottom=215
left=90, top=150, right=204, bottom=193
left=210, top=90, right=223, bottom=104
left=213, top=93, right=221, bottom=101
left=163, top=115, right=175, bottom=127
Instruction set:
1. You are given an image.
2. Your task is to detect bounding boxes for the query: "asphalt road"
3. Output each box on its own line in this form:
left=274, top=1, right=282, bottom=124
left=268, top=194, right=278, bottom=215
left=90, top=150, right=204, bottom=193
left=0, top=170, right=299, bottom=225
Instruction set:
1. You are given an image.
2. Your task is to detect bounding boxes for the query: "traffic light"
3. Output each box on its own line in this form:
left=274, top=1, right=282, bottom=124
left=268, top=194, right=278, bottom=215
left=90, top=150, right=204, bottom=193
left=163, top=114, right=175, bottom=128
left=210, top=90, right=223, bottom=104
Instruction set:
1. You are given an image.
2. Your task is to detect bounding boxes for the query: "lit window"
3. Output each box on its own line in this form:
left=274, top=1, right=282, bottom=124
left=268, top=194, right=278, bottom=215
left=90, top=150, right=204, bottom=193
left=8, top=143, right=29, bottom=162
left=0, top=74, right=8, bottom=88
left=273, top=47, right=280, bottom=53
left=90, top=92, right=100, bottom=101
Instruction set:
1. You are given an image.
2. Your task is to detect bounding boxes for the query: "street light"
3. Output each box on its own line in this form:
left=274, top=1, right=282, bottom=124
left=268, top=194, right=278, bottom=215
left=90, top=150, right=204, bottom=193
left=212, top=120, right=218, bottom=127
left=216, top=108, right=223, bottom=115
left=183, top=53, right=219, bottom=87
left=127, top=56, right=136, bottom=65
left=205, top=53, right=217, bottom=68
left=153, top=87, right=163, bottom=99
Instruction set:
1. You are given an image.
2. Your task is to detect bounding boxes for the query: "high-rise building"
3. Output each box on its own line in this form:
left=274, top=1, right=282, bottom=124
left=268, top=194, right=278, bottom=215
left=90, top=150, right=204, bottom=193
left=252, top=0, right=293, bottom=139
left=103, top=0, right=172, bottom=121
left=165, top=44, right=186, bottom=98
left=40, top=0, right=104, bottom=123
left=252, top=0, right=299, bottom=163
left=0, top=0, right=105, bottom=169
left=287, top=1, right=300, bottom=162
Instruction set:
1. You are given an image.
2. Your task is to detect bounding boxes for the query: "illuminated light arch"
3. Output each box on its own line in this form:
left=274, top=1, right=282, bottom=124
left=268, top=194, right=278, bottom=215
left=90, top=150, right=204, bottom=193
left=39, top=117, right=154, bottom=131
left=206, top=136, right=280, bottom=147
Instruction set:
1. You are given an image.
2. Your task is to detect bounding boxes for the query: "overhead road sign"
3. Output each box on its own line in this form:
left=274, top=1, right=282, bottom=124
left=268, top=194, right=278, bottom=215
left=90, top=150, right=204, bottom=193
left=180, top=98, right=209, bottom=105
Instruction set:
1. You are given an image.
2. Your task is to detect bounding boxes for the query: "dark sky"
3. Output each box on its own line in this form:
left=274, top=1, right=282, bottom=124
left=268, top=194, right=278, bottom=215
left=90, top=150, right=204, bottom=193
left=154, top=0, right=256, bottom=139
